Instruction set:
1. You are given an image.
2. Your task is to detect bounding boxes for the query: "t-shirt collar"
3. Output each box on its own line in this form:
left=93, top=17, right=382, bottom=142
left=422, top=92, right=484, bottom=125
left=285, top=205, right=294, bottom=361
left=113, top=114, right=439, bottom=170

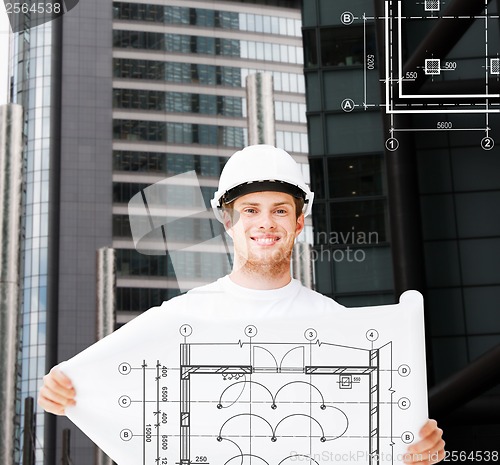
left=220, top=275, right=302, bottom=301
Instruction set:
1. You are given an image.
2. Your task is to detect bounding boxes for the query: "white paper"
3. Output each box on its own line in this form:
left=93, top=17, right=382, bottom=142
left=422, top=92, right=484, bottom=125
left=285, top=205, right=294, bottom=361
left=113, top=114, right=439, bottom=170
left=61, top=290, right=428, bottom=465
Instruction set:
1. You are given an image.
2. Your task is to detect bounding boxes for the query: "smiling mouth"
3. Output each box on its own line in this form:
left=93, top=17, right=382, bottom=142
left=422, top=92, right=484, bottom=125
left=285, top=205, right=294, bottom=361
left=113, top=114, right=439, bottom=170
left=251, top=236, right=280, bottom=245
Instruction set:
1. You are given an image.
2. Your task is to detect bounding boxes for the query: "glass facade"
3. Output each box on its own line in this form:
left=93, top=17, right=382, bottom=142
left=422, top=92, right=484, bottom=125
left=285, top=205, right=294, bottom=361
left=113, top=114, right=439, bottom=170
left=113, top=30, right=303, bottom=65
left=400, top=2, right=500, bottom=389
left=113, top=182, right=216, bottom=208
left=113, top=58, right=243, bottom=85
left=113, top=58, right=306, bottom=94
left=275, top=100, right=307, bottom=123
left=113, top=151, right=227, bottom=177
left=112, top=0, right=307, bottom=315
left=302, top=0, right=392, bottom=305
left=116, top=249, right=229, bottom=281
left=10, top=20, right=54, bottom=465
left=113, top=89, right=243, bottom=116
left=113, top=30, right=241, bottom=57
left=309, top=155, right=388, bottom=242
left=303, top=0, right=500, bottom=452
left=113, top=3, right=302, bottom=37
left=276, top=130, right=308, bottom=153
left=112, top=120, right=247, bottom=146
left=116, top=287, right=180, bottom=312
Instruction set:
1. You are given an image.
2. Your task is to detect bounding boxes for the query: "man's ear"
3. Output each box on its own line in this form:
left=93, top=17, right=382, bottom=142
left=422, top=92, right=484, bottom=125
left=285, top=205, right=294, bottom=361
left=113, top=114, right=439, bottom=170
left=295, top=213, right=305, bottom=237
left=222, top=209, right=234, bottom=238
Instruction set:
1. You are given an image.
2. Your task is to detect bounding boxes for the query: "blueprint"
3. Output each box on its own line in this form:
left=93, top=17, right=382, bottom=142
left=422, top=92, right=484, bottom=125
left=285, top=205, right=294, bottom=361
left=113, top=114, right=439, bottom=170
left=340, top=0, right=499, bottom=150
left=61, top=290, right=428, bottom=465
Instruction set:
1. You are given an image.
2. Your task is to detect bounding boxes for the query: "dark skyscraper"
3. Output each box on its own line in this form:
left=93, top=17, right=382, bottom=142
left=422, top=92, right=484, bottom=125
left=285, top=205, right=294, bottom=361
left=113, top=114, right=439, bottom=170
left=302, top=0, right=500, bottom=451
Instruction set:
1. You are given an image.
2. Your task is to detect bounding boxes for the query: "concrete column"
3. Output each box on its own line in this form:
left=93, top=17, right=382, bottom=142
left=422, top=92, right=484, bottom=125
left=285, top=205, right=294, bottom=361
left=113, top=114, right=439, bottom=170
left=246, top=73, right=276, bottom=145
left=96, top=247, right=116, bottom=465
left=0, top=103, right=24, bottom=464
left=292, top=242, right=314, bottom=289
left=96, top=247, right=116, bottom=341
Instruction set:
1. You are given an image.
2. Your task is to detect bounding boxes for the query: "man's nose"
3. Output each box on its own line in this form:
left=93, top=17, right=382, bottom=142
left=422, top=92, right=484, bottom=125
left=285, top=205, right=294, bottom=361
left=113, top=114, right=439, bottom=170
left=258, top=211, right=276, bottom=229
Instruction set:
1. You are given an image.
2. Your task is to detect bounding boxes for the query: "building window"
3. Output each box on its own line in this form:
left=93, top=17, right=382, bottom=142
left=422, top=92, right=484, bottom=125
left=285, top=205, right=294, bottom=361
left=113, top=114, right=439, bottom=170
left=310, top=155, right=388, bottom=246
left=113, top=89, right=243, bottom=117
left=308, top=158, right=325, bottom=199
left=329, top=199, right=387, bottom=243
left=327, top=155, right=384, bottom=198
left=113, top=182, right=216, bottom=207
left=116, top=287, right=180, bottom=312
left=113, top=213, right=220, bottom=242
left=303, top=28, right=318, bottom=67
left=275, top=101, right=306, bottom=123
left=112, top=120, right=246, bottom=147
left=113, top=59, right=243, bottom=87
left=115, top=249, right=230, bottom=280
left=113, top=3, right=301, bottom=37
left=113, top=151, right=227, bottom=177
left=320, top=25, right=375, bottom=67
left=113, top=214, right=132, bottom=237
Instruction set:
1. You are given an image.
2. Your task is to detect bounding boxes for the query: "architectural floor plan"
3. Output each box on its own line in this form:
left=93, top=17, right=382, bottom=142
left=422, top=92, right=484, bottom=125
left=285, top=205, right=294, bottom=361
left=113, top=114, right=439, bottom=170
left=62, top=291, right=427, bottom=465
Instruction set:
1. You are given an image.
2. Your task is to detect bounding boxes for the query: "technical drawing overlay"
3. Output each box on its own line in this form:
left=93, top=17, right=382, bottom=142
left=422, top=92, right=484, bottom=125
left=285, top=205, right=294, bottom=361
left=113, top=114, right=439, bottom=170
left=340, top=0, right=499, bottom=150
left=386, top=1, right=499, bottom=108
left=61, top=291, right=427, bottom=465
left=61, top=290, right=428, bottom=465
left=176, top=337, right=392, bottom=465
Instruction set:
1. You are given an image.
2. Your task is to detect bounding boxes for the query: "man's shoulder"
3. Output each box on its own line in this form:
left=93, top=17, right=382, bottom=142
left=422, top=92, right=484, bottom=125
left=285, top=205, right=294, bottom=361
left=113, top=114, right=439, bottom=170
left=296, top=281, right=345, bottom=310
left=155, top=277, right=345, bottom=312
left=186, top=279, right=224, bottom=295
left=156, top=278, right=225, bottom=309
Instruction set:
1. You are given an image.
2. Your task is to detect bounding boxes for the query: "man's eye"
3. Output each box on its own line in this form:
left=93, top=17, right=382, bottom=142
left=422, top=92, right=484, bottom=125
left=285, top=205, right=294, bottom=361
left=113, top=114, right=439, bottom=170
left=276, top=209, right=287, bottom=214
left=244, top=208, right=256, bottom=214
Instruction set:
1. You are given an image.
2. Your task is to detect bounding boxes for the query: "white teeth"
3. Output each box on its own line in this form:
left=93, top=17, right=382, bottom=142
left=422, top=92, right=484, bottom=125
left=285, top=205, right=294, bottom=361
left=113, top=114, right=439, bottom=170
left=254, top=238, right=277, bottom=244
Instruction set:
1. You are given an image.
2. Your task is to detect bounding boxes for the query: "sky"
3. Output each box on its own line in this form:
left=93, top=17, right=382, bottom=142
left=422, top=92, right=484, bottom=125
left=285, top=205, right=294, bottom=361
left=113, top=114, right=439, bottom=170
left=0, top=2, right=9, bottom=105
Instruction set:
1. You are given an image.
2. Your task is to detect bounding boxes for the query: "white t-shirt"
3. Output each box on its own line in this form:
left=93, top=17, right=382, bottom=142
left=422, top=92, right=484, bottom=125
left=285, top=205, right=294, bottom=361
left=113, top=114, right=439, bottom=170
left=180, top=275, right=345, bottom=317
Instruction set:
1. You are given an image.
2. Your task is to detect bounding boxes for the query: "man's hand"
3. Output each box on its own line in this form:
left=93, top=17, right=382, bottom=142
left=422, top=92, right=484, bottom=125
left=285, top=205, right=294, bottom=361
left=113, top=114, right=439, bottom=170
left=404, top=419, right=445, bottom=464
left=38, top=366, right=76, bottom=416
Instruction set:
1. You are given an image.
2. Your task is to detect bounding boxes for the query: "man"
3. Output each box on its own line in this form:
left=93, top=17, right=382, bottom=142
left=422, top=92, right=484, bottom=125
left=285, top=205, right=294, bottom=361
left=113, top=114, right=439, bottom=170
left=39, top=145, right=444, bottom=464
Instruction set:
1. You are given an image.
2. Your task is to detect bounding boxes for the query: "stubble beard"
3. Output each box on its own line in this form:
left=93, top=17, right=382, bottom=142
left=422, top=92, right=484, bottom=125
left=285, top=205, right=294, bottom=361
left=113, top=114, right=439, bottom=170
left=236, top=241, right=294, bottom=279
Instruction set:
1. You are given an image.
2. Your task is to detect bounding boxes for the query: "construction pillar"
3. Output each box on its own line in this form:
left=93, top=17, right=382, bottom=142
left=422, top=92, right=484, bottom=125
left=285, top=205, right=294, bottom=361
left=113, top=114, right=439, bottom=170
left=0, top=103, right=24, bottom=465
left=246, top=72, right=275, bottom=145
left=96, top=247, right=116, bottom=465
left=22, top=397, right=36, bottom=465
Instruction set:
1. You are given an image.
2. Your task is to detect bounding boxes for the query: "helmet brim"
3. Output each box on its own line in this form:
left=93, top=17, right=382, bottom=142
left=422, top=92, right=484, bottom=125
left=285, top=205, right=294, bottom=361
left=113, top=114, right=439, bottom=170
left=221, top=180, right=306, bottom=205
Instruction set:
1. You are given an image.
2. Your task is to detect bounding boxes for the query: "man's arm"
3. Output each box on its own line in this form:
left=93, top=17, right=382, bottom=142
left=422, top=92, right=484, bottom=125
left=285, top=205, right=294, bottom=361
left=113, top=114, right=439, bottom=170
left=38, top=366, right=76, bottom=415
left=404, top=419, right=445, bottom=465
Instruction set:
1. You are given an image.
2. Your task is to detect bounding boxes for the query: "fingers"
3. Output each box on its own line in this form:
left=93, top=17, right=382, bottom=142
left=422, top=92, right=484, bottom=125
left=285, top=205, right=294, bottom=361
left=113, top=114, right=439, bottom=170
left=403, top=448, right=446, bottom=465
left=404, top=419, right=445, bottom=464
left=420, top=419, right=439, bottom=439
left=38, top=367, right=76, bottom=416
left=411, top=422, right=444, bottom=454
left=37, top=395, right=68, bottom=416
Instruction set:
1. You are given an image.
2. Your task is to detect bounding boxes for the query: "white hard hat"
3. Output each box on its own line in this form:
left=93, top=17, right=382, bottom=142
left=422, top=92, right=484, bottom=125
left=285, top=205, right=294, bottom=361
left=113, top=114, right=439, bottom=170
left=211, top=145, right=314, bottom=222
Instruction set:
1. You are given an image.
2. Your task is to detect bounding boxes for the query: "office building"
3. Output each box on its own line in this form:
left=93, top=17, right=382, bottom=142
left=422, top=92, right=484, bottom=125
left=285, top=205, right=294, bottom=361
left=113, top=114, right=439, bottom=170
left=8, top=0, right=307, bottom=463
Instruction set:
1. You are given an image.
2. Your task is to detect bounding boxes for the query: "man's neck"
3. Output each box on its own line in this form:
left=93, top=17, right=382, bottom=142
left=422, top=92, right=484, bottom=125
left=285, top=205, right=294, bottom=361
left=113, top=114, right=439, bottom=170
left=229, top=268, right=292, bottom=290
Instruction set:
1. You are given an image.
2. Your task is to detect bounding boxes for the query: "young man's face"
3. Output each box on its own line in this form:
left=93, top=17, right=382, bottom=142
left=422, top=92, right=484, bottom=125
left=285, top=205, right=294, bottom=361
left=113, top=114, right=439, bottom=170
left=225, top=191, right=305, bottom=276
